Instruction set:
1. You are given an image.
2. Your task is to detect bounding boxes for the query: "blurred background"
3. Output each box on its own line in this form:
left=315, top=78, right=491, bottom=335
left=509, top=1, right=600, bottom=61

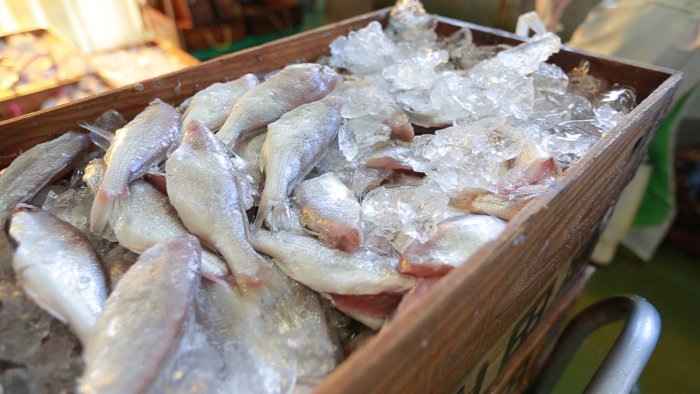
left=1, top=0, right=698, bottom=392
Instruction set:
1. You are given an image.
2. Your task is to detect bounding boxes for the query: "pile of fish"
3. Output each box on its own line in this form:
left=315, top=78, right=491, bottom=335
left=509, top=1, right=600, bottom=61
left=0, top=2, right=637, bottom=392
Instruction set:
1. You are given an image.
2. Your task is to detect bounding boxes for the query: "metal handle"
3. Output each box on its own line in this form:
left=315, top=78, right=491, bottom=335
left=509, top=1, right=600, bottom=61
left=530, top=294, right=661, bottom=394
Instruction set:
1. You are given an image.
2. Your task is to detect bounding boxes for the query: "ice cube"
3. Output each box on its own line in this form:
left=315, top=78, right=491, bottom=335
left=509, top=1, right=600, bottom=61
left=0, top=280, right=52, bottom=364
left=329, top=21, right=397, bottom=76
left=382, top=48, right=448, bottom=91
left=593, top=104, right=625, bottom=132
left=0, top=280, right=83, bottom=394
left=533, top=62, right=569, bottom=95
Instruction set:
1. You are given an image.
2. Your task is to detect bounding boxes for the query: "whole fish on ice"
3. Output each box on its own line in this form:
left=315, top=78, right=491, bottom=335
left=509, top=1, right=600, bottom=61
left=253, top=230, right=416, bottom=327
left=80, top=236, right=200, bottom=394
left=217, top=63, right=341, bottom=150
left=293, top=172, right=362, bottom=252
left=181, top=74, right=259, bottom=132
left=9, top=209, right=107, bottom=344
left=167, top=121, right=267, bottom=286
left=256, top=96, right=343, bottom=231
left=399, top=214, right=506, bottom=277
left=90, top=99, right=180, bottom=234
left=0, top=131, right=90, bottom=221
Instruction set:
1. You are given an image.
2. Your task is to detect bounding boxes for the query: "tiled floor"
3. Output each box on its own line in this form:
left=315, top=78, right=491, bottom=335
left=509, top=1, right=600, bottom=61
left=552, top=244, right=700, bottom=393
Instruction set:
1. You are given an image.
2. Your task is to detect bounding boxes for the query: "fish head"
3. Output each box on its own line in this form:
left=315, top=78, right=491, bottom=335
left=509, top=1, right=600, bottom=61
left=181, top=120, right=228, bottom=156
left=399, top=240, right=453, bottom=277
left=8, top=209, right=51, bottom=244
left=318, top=65, right=343, bottom=89
left=241, top=73, right=260, bottom=89
left=284, top=63, right=342, bottom=95
left=327, top=223, right=362, bottom=253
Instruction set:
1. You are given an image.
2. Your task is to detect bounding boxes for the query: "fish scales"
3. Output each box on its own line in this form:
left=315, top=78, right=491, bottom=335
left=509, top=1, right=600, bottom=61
left=80, top=236, right=201, bottom=394
left=9, top=210, right=107, bottom=345
left=216, top=63, right=341, bottom=150
left=167, top=121, right=267, bottom=286
left=90, top=99, right=180, bottom=234
left=257, top=96, right=343, bottom=231
left=0, top=131, right=90, bottom=221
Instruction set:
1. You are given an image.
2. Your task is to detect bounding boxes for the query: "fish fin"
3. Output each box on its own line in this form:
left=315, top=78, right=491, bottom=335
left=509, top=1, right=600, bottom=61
left=201, top=252, right=233, bottom=285
left=254, top=200, right=294, bottom=232
left=80, top=122, right=114, bottom=151
left=90, top=186, right=127, bottom=234
left=301, top=227, right=320, bottom=237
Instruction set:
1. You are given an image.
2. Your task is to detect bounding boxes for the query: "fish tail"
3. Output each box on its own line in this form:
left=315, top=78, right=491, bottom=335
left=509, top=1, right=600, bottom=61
left=254, top=199, right=293, bottom=232
left=447, top=188, right=489, bottom=212
left=90, top=186, right=128, bottom=234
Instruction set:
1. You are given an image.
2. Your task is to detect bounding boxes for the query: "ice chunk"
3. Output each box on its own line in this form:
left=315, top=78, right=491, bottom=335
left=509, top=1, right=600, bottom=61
left=593, top=104, right=625, bottom=132
left=41, top=187, right=92, bottom=233
left=468, top=63, right=535, bottom=120
left=313, top=142, right=392, bottom=197
left=594, top=86, right=637, bottom=114
left=382, top=48, right=448, bottom=91
left=329, top=21, right=396, bottom=76
left=481, top=32, right=561, bottom=76
left=331, top=77, right=414, bottom=161
left=533, top=62, right=568, bottom=95
left=337, top=122, right=359, bottom=161
left=41, top=186, right=118, bottom=254
left=0, top=280, right=83, bottom=394
left=445, top=28, right=502, bottom=70
left=533, top=91, right=594, bottom=125
left=0, top=280, right=52, bottom=364
left=362, top=185, right=461, bottom=254
left=492, top=117, right=600, bottom=170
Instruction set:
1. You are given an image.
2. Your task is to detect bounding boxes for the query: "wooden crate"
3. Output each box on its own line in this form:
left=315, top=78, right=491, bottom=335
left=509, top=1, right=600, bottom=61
left=0, top=9, right=681, bottom=393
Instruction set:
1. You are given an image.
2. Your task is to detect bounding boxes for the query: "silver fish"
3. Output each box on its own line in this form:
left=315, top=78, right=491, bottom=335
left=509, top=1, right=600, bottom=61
left=9, top=209, right=107, bottom=345
left=80, top=236, right=201, bottom=394
left=256, top=96, right=343, bottom=231
left=166, top=121, right=267, bottom=287
left=217, top=63, right=341, bottom=150
left=90, top=99, right=180, bottom=234
left=0, top=131, right=90, bottom=221
left=253, top=230, right=416, bottom=296
left=84, top=159, right=230, bottom=283
left=448, top=188, right=528, bottom=221
left=198, top=261, right=338, bottom=385
left=498, top=139, right=561, bottom=194
left=181, top=74, right=259, bottom=132
left=400, top=214, right=506, bottom=277
left=293, top=172, right=362, bottom=253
